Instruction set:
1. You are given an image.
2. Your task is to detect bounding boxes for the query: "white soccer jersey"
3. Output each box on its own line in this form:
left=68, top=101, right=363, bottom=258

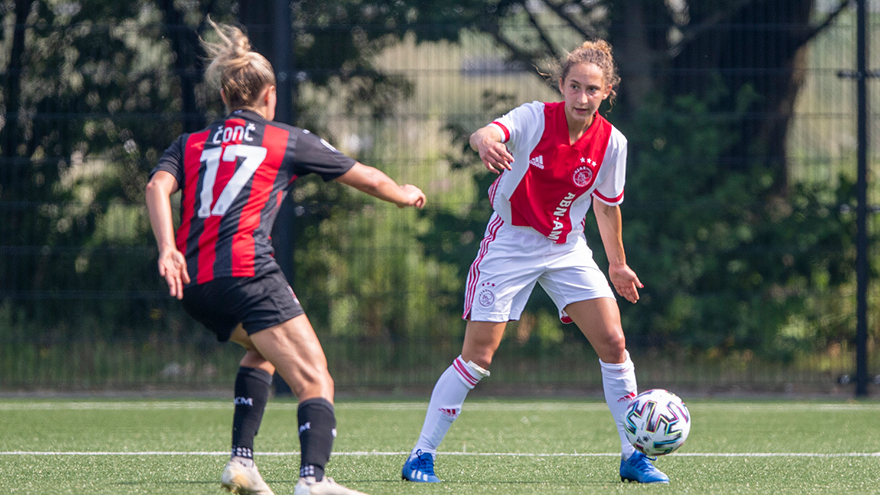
left=486, top=101, right=627, bottom=244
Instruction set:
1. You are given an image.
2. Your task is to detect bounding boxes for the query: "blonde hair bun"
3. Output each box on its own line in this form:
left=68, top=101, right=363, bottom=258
left=202, top=17, right=276, bottom=110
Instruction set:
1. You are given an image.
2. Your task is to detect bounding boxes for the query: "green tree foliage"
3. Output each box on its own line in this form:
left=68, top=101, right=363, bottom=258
left=618, top=90, right=868, bottom=360
left=413, top=1, right=868, bottom=360
left=0, top=0, right=869, bottom=367
left=0, top=1, right=187, bottom=337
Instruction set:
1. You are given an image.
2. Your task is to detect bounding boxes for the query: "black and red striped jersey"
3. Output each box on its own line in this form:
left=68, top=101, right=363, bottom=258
left=150, top=110, right=355, bottom=285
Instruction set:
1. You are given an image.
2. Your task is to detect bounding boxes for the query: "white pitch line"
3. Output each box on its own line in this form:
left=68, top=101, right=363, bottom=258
left=1, top=451, right=878, bottom=458
left=1, top=402, right=879, bottom=412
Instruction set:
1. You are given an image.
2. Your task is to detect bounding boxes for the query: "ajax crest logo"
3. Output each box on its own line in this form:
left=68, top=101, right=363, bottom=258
left=572, top=157, right=597, bottom=188
left=478, top=282, right=496, bottom=307
left=573, top=166, right=592, bottom=187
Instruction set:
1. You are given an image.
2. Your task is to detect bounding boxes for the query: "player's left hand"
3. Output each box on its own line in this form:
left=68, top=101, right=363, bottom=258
left=477, top=138, right=514, bottom=175
left=608, top=263, right=643, bottom=303
left=157, top=248, right=190, bottom=300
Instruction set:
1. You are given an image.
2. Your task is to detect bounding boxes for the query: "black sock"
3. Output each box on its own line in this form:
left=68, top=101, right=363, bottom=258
left=231, top=367, right=272, bottom=463
left=298, top=398, right=336, bottom=481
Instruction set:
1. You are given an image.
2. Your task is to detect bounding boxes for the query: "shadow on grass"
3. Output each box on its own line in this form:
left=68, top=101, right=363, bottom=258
left=114, top=477, right=621, bottom=488
left=355, top=479, right=619, bottom=486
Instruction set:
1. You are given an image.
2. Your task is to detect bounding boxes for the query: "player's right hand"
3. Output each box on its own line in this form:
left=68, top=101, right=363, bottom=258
left=399, top=184, right=426, bottom=209
left=478, top=138, right=514, bottom=175
left=157, top=248, right=190, bottom=300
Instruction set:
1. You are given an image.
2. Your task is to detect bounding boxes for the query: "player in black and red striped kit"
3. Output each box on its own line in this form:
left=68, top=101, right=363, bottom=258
left=146, top=18, right=424, bottom=495
left=155, top=109, right=360, bottom=286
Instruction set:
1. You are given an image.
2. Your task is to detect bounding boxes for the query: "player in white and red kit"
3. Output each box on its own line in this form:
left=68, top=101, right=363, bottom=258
left=402, top=40, right=669, bottom=484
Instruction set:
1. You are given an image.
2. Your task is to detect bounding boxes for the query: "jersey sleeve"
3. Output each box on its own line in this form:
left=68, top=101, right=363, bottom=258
left=488, top=101, right=545, bottom=151
left=150, top=135, right=187, bottom=187
left=592, top=127, right=627, bottom=205
left=292, top=129, right=356, bottom=181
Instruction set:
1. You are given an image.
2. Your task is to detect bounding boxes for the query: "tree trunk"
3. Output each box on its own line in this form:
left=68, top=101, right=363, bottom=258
left=159, top=0, right=202, bottom=133
left=669, top=0, right=814, bottom=192
left=2, top=0, right=31, bottom=164
left=611, top=1, right=657, bottom=110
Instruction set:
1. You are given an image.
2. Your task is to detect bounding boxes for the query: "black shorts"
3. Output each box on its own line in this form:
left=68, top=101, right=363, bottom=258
left=181, top=265, right=305, bottom=342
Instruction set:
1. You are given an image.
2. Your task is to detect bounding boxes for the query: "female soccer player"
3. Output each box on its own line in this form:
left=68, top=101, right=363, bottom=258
left=146, top=19, right=425, bottom=495
left=401, top=40, right=668, bottom=484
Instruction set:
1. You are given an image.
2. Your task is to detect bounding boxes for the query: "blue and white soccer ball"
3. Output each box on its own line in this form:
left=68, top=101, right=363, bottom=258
left=623, top=388, right=691, bottom=456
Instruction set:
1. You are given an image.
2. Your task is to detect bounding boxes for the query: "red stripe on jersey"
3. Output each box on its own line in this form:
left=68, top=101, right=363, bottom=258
left=177, top=130, right=211, bottom=254
left=488, top=175, right=501, bottom=204
left=508, top=104, right=612, bottom=243
left=195, top=118, right=247, bottom=283
left=490, top=121, right=510, bottom=142
left=593, top=189, right=624, bottom=204
left=196, top=215, right=221, bottom=284
left=463, top=214, right=504, bottom=319
left=230, top=124, right=288, bottom=277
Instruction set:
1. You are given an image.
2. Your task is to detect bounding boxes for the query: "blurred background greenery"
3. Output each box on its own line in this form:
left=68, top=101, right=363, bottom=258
left=0, top=0, right=877, bottom=394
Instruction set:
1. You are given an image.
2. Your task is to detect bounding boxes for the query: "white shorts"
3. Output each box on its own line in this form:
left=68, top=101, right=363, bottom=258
left=463, top=213, right=615, bottom=323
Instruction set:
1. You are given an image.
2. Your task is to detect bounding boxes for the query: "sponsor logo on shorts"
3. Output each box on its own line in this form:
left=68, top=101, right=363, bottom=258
left=479, top=290, right=495, bottom=307
left=287, top=285, right=299, bottom=304
left=478, top=282, right=496, bottom=307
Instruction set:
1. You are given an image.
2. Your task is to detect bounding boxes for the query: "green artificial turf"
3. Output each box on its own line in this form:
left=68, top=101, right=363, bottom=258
left=1, top=399, right=878, bottom=494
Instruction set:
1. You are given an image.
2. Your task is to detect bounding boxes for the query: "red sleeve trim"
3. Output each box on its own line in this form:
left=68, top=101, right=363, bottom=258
left=593, top=189, right=624, bottom=204
left=490, top=121, right=510, bottom=142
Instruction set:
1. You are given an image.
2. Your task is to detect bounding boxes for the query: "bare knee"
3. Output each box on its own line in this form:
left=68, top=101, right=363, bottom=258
left=239, top=349, right=275, bottom=374
left=597, top=332, right=627, bottom=364
left=462, top=336, right=499, bottom=369
left=280, top=352, right=333, bottom=402
left=464, top=348, right=495, bottom=370
left=295, top=364, right=333, bottom=397
left=248, top=318, right=335, bottom=402
left=461, top=321, right=506, bottom=369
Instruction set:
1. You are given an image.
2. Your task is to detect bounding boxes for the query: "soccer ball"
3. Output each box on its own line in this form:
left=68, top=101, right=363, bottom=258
left=623, top=389, right=691, bottom=456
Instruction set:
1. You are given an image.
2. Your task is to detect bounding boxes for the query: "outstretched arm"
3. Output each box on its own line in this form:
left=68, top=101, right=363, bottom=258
left=469, top=126, right=514, bottom=175
left=334, top=162, right=426, bottom=209
left=593, top=197, right=643, bottom=303
left=145, top=171, right=190, bottom=299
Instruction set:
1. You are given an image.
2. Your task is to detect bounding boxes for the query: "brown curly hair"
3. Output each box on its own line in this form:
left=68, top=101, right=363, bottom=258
left=558, top=40, right=620, bottom=106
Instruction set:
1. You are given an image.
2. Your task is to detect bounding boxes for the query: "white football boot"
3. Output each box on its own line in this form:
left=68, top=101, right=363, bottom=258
left=221, top=460, right=275, bottom=495
left=293, top=476, right=369, bottom=495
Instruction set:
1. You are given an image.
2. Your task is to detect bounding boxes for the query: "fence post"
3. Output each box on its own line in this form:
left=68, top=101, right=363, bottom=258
left=839, top=0, right=874, bottom=398
left=241, top=0, right=296, bottom=396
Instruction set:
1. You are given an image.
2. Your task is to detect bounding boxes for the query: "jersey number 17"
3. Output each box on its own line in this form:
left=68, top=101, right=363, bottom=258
left=197, top=144, right=268, bottom=218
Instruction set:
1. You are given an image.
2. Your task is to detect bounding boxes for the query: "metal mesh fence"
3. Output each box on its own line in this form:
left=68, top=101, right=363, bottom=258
left=0, top=2, right=877, bottom=394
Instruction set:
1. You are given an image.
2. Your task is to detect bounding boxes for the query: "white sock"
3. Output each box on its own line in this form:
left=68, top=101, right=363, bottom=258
left=599, top=351, right=637, bottom=459
left=411, top=356, right=490, bottom=457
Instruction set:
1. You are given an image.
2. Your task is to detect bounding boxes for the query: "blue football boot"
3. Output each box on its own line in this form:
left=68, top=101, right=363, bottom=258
left=401, top=450, right=441, bottom=483
left=619, top=451, right=669, bottom=483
